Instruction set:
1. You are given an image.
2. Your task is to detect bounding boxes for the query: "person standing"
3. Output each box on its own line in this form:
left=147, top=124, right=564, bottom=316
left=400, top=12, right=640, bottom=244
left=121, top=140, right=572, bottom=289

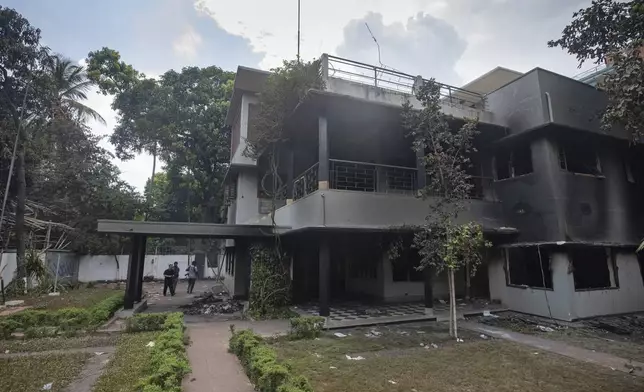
left=163, top=264, right=175, bottom=296
left=172, top=261, right=180, bottom=293
left=186, top=261, right=198, bottom=294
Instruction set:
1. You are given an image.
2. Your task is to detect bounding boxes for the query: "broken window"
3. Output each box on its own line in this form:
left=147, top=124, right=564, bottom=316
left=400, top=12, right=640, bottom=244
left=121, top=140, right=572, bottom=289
left=559, top=142, right=602, bottom=175
left=392, top=248, right=424, bottom=282
left=506, top=247, right=553, bottom=289
left=494, top=144, right=533, bottom=180
left=571, top=247, right=616, bottom=290
left=224, top=248, right=235, bottom=276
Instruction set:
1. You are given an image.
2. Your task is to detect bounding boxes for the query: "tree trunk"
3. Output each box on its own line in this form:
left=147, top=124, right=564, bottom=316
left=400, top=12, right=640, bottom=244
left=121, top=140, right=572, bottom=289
left=450, top=268, right=458, bottom=339
left=145, top=145, right=157, bottom=221
left=465, top=261, right=471, bottom=301
left=447, top=270, right=454, bottom=337
left=15, top=146, right=27, bottom=284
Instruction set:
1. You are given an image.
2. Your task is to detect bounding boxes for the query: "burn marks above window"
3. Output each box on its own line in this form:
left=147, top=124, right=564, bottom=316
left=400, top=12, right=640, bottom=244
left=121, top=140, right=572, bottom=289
left=494, top=144, right=533, bottom=181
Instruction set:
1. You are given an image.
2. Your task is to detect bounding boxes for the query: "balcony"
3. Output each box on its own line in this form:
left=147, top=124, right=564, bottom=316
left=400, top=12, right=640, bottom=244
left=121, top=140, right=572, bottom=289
left=291, top=159, right=494, bottom=201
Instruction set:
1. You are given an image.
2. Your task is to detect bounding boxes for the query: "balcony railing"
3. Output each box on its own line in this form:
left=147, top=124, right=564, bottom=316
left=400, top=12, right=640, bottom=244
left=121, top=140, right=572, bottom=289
left=330, top=159, right=417, bottom=194
left=326, top=55, right=486, bottom=109
left=293, top=162, right=319, bottom=200
left=291, top=159, right=494, bottom=201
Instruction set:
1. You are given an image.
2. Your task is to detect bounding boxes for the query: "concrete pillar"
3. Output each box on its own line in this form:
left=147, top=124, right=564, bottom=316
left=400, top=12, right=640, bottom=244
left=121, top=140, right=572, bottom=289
left=319, top=238, right=330, bottom=316
left=318, top=116, right=329, bottom=190
left=286, top=148, right=294, bottom=204
left=135, top=236, right=147, bottom=302
left=124, top=235, right=142, bottom=310
left=424, top=267, right=434, bottom=315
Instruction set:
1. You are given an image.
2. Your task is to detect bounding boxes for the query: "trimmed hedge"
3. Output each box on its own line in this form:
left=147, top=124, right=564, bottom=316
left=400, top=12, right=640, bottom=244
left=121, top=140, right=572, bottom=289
left=126, top=313, right=169, bottom=332
left=229, top=327, right=313, bottom=392
left=289, top=316, right=325, bottom=340
left=0, top=293, right=123, bottom=338
left=139, top=312, right=191, bottom=392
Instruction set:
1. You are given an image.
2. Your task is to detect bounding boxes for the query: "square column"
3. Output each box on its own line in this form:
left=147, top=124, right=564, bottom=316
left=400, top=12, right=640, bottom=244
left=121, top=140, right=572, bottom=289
left=319, top=238, right=330, bottom=317
left=424, top=267, right=434, bottom=316
left=318, top=116, right=329, bottom=190
left=124, top=235, right=143, bottom=309
left=135, top=236, right=147, bottom=302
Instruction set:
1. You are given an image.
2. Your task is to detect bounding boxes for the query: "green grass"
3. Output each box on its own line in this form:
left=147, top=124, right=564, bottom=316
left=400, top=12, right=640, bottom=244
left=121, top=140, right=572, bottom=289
left=0, top=352, right=90, bottom=392
left=271, top=324, right=644, bottom=392
left=92, top=331, right=160, bottom=392
left=0, top=334, right=118, bottom=353
left=16, top=287, right=123, bottom=310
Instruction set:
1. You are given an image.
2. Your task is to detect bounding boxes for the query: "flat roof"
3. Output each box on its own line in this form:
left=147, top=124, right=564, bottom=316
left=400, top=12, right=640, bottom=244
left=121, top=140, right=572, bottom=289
left=97, top=220, right=290, bottom=238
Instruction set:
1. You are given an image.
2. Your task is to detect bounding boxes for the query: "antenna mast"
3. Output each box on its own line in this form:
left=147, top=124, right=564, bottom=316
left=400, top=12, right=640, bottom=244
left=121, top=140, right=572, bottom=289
left=297, top=0, right=301, bottom=61
left=365, top=23, right=383, bottom=67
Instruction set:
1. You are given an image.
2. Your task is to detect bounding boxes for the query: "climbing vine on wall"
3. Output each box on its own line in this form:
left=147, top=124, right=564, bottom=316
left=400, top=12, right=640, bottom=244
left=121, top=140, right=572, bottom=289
left=248, top=243, right=292, bottom=319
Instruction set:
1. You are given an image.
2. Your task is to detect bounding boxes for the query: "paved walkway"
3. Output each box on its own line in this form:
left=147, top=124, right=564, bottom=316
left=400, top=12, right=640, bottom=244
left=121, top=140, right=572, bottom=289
left=462, top=321, right=644, bottom=377
left=183, top=320, right=290, bottom=392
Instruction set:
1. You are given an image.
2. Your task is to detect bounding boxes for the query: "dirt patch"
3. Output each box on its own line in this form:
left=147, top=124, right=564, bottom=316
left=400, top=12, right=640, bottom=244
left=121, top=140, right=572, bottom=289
left=180, top=291, right=244, bottom=315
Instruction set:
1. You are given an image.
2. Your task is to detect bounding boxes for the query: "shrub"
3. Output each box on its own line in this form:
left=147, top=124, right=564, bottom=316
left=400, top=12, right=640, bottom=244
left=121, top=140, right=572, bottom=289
left=138, top=312, right=191, bottom=392
left=0, top=293, right=123, bottom=339
left=229, top=328, right=313, bottom=392
left=288, top=316, right=325, bottom=340
left=125, top=313, right=169, bottom=332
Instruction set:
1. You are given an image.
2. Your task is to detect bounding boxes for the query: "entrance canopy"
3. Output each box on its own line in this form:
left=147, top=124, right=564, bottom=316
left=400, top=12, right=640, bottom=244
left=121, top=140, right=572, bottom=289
left=97, top=220, right=290, bottom=238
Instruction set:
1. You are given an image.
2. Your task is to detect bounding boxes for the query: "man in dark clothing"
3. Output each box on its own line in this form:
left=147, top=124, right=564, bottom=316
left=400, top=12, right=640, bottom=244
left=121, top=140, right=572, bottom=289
left=185, top=261, right=198, bottom=294
left=172, top=262, right=180, bottom=293
left=163, top=264, right=175, bottom=296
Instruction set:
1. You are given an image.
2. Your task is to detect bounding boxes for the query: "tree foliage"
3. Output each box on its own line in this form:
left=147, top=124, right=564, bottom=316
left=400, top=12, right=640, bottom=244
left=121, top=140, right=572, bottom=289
left=548, top=0, right=644, bottom=142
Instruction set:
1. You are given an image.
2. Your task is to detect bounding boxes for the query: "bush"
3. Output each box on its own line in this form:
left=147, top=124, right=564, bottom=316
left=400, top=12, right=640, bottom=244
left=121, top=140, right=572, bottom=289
left=0, top=293, right=123, bottom=339
left=289, top=316, right=325, bottom=340
left=229, top=327, right=313, bottom=392
left=138, top=312, right=190, bottom=392
left=125, top=313, right=169, bottom=332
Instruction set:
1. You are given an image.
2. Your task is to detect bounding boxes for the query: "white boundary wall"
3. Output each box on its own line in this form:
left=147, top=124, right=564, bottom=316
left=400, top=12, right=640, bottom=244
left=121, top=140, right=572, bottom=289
left=78, top=254, right=220, bottom=282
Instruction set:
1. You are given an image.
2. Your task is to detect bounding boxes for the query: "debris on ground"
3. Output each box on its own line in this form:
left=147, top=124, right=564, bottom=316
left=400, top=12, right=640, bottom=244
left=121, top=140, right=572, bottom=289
left=329, top=366, right=337, bottom=369
left=537, top=325, right=555, bottom=333
left=388, top=380, right=397, bottom=385
left=180, top=290, right=243, bottom=315
left=313, top=353, right=322, bottom=358
left=94, top=352, right=105, bottom=356
left=364, top=330, right=382, bottom=338
left=334, top=332, right=347, bottom=338
left=438, top=299, right=447, bottom=305
left=456, top=338, right=464, bottom=343
left=146, top=341, right=155, bottom=348
left=4, top=350, right=9, bottom=354
left=345, top=355, right=365, bottom=361
left=480, top=334, right=488, bottom=339
left=431, top=343, right=439, bottom=349
left=42, top=383, right=53, bottom=390
left=483, top=310, right=499, bottom=318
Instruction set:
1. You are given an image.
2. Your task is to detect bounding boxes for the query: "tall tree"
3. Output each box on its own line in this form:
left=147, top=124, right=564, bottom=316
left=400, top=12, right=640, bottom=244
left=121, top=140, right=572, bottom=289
left=401, top=79, right=490, bottom=338
left=549, top=0, right=644, bottom=142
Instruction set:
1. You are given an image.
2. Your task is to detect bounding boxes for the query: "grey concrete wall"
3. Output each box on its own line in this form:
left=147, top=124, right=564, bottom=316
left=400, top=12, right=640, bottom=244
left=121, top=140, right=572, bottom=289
left=273, top=189, right=504, bottom=230
left=570, top=251, right=644, bottom=319
left=488, top=251, right=574, bottom=320
left=230, top=93, right=258, bottom=166
left=486, top=70, right=546, bottom=133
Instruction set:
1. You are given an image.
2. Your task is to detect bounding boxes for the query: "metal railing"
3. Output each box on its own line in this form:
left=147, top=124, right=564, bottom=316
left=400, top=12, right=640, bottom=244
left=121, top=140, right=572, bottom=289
left=326, top=55, right=486, bottom=109
left=293, top=163, right=319, bottom=200
left=573, top=64, right=612, bottom=82
left=330, top=159, right=417, bottom=194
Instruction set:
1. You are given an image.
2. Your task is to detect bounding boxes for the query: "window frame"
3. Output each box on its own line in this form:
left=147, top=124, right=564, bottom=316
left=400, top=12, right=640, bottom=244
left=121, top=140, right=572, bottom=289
left=504, top=247, right=554, bottom=291
left=571, top=247, right=619, bottom=292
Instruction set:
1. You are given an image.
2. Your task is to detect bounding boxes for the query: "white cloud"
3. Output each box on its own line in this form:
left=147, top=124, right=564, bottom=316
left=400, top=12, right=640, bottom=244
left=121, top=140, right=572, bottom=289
left=195, top=0, right=593, bottom=84
left=172, top=25, right=203, bottom=60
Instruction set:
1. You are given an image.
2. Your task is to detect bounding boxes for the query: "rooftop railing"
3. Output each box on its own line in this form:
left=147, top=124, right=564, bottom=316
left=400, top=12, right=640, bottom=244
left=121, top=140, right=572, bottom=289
left=326, top=55, right=486, bottom=109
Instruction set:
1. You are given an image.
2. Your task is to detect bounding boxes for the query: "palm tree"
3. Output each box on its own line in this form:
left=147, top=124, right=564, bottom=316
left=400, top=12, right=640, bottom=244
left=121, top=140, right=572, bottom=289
left=47, top=55, right=106, bottom=125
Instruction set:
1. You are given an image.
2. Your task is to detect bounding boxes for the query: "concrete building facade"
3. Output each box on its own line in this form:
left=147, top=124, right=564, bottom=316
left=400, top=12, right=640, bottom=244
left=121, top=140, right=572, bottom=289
left=221, top=54, right=644, bottom=320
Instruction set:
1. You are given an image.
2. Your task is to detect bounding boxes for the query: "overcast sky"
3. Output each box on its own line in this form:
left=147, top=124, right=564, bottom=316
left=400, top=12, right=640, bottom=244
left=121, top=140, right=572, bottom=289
left=6, top=0, right=595, bottom=192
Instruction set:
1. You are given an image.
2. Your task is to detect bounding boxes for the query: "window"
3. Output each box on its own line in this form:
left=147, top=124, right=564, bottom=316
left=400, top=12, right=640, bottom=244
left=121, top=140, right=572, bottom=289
left=571, top=247, right=616, bottom=290
left=506, top=247, right=553, bottom=289
left=494, top=144, right=533, bottom=180
left=391, top=249, right=424, bottom=282
left=559, top=142, right=602, bottom=175
left=224, top=247, right=235, bottom=276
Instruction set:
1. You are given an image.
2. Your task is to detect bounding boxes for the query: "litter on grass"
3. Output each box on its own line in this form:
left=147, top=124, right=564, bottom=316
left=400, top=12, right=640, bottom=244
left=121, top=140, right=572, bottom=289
left=537, top=325, right=555, bottom=332
left=456, top=338, right=464, bottom=343
left=330, top=366, right=337, bottom=369
left=146, top=341, right=155, bottom=347
left=345, top=355, right=365, bottom=361
left=388, top=380, right=398, bottom=385
left=313, top=353, right=322, bottom=358
left=480, top=334, right=488, bottom=339
left=95, top=352, right=105, bottom=356
left=42, top=383, right=53, bottom=390
left=483, top=310, right=499, bottom=318
left=431, top=343, right=439, bottom=349
left=334, top=332, right=347, bottom=338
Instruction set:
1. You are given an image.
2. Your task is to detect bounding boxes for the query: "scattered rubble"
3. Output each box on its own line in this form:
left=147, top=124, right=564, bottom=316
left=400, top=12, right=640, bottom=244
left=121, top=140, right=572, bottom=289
left=364, top=330, right=382, bottom=338
left=146, top=341, right=155, bottom=348
left=387, top=380, right=397, bottom=385
left=537, top=325, right=555, bottom=333
left=180, top=291, right=243, bottom=315
left=479, top=334, right=488, bottom=340
left=42, top=383, right=53, bottom=390
left=334, top=332, right=347, bottom=338
left=345, top=355, right=365, bottom=361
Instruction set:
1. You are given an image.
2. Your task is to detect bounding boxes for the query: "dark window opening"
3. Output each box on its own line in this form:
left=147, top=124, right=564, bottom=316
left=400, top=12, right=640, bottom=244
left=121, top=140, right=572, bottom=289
left=494, top=144, right=533, bottom=180
left=392, top=248, right=424, bottom=282
left=638, top=252, right=644, bottom=287
left=350, top=261, right=377, bottom=280
left=571, top=248, right=615, bottom=290
left=507, top=247, right=553, bottom=289
left=559, top=143, right=601, bottom=175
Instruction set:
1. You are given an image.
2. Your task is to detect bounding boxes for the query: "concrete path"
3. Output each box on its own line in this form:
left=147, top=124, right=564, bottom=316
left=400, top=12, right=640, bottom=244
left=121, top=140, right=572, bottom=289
left=462, top=321, right=644, bottom=377
left=183, top=319, right=290, bottom=392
